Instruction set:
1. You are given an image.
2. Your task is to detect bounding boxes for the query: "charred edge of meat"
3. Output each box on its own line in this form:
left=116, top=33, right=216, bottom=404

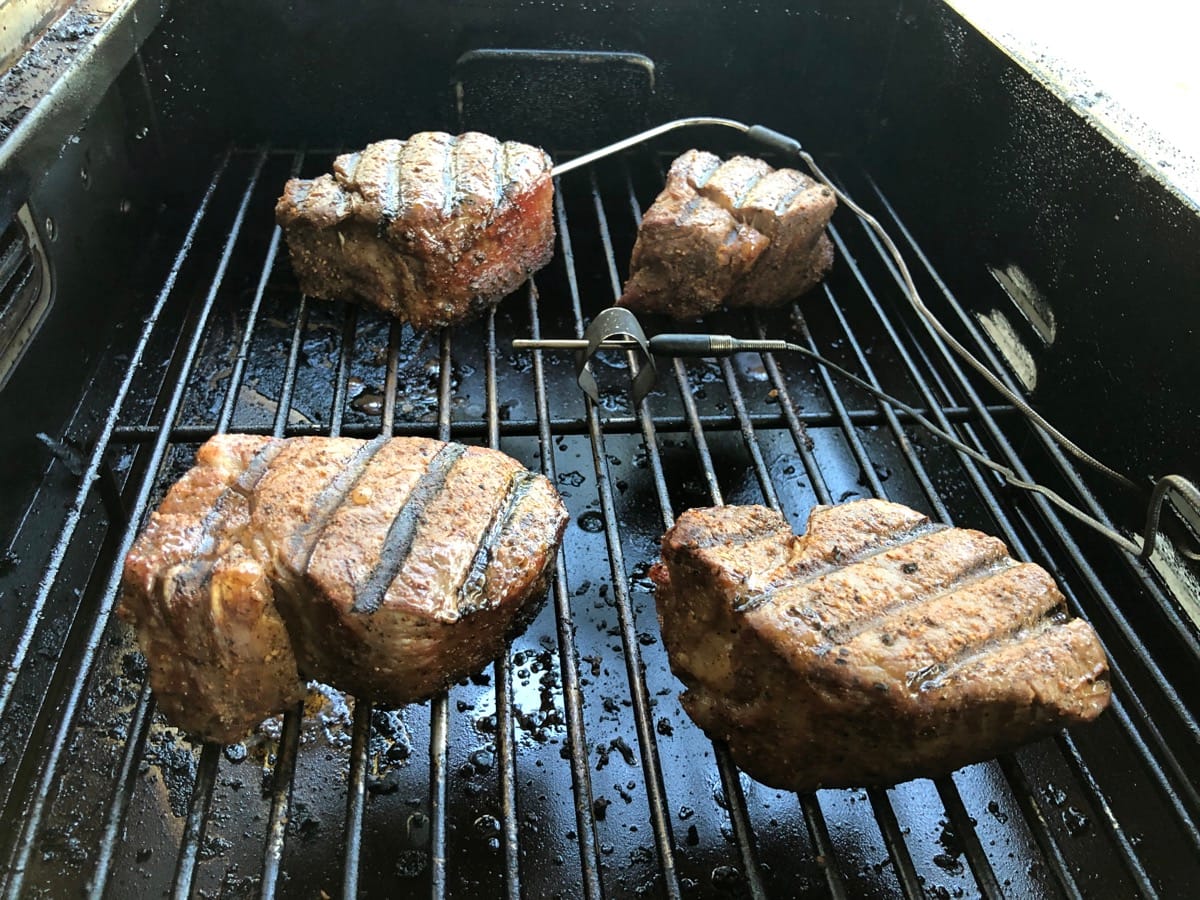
left=352, top=442, right=469, bottom=614
left=733, top=520, right=950, bottom=613
left=458, top=469, right=539, bottom=616
left=170, top=438, right=285, bottom=593
left=288, top=435, right=389, bottom=570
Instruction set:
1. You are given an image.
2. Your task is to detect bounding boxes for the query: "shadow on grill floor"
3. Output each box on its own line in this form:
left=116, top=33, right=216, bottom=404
left=0, top=146, right=1198, bottom=899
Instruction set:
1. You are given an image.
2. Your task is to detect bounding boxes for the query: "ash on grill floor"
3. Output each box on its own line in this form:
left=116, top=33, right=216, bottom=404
left=1, top=147, right=1198, bottom=899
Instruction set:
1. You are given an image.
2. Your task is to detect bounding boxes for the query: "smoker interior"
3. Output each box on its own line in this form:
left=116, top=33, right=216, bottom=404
left=2, top=1, right=1200, bottom=897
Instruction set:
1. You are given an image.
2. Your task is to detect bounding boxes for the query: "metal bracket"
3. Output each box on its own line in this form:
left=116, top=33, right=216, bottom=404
left=576, top=307, right=657, bottom=405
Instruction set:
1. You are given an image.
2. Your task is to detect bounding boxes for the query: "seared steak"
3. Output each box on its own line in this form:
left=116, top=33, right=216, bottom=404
left=276, top=132, right=555, bottom=330
left=650, top=500, right=1110, bottom=791
left=120, top=435, right=567, bottom=743
left=618, top=150, right=836, bottom=318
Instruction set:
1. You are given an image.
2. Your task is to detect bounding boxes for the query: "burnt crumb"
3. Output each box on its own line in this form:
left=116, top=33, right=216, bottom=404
left=596, top=736, right=638, bottom=770
left=879, top=632, right=895, bottom=646
left=143, top=727, right=199, bottom=818
left=367, top=772, right=401, bottom=795
left=122, top=651, right=149, bottom=681
left=0, top=552, right=20, bottom=575
left=593, top=796, right=611, bottom=820
left=901, top=562, right=920, bottom=575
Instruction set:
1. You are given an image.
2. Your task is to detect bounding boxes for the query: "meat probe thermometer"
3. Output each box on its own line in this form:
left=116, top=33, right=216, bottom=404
left=519, top=118, right=1200, bottom=569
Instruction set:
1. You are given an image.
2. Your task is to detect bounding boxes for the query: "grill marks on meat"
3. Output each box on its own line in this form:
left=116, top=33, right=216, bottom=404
left=618, top=150, right=836, bottom=318
left=351, top=442, right=468, bottom=615
left=120, top=435, right=567, bottom=742
left=651, top=500, right=1111, bottom=791
left=275, top=132, right=555, bottom=330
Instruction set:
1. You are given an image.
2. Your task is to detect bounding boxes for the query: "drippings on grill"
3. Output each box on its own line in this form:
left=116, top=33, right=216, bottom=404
left=119, top=434, right=568, bottom=743
left=650, top=499, right=1111, bottom=791
left=618, top=149, right=836, bottom=318
left=275, top=132, right=555, bottom=329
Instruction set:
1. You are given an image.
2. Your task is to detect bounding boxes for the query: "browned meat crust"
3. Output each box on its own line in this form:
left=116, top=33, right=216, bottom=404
left=618, top=150, right=836, bottom=318
left=119, top=435, right=567, bottom=743
left=651, top=500, right=1111, bottom=791
left=275, top=132, right=555, bottom=330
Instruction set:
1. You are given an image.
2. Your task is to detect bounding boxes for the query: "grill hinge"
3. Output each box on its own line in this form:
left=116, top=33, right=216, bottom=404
left=0, top=204, right=53, bottom=391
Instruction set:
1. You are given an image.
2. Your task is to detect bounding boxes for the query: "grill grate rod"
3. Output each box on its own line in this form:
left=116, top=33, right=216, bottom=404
left=822, top=204, right=1172, bottom=891
left=590, top=170, right=768, bottom=900
left=86, top=154, right=309, bottom=900
left=167, top=151, right=296, bottom=900
left=527, top=278, right=606, bottom=900
left=87, top=680, right=157, bottom=898
left=608, top=190, right=775, bottom=894
left=822, top=214, right=1143, bottom=892
left=792, top=292, right=1004, bottom=896
left=1, top=150, right=260, bottom=899
left=110, top=405, right=1009, bottom=444
left=737, top=306, right=981, bottom=897
left=868, top=183, right=1200, bottom=672
left=617, top=170, right=863, bottom=897
left=994, top=754, right=1088, bottom=900
left=856, top=185, right=1200, bottom=846
left=172, top=745, right=222, bottom=899
left=341, top=315, right=405, bottom=899
left=0, top=153, right=228, bottom=734
left=660, top=319, right=847, bottom=898
left=567, top=176, right=686, bottom=898
left=171, top=150, right=307, bottom=900
left=711, top=358, right=859, bottom=896
left=864, top=790, right=927, bottom=899
left=628, top=150, right=1017, bottom=896
left=263, top=295, right=343, bottom=899
left=260, top=704, right=305, bottom=898
left=216, top=151, right=302, bottom=433
left=867, top=181, right=1200, bottom=663
left=428, top=327, right=455, bottom=898
left=616, top=166, right=785, bottom=897
left=748, top=314, right=927, bottom=899
left=812, top=262, right=1092, bottom=896
left=712, top=326, right=868, bottom=899
left=159, top=150, right=272, bottom=900
left=486, top=308, right=524, bottom=900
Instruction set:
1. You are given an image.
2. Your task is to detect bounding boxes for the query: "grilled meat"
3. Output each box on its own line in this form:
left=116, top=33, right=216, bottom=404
left=276, top=132, right=555, bottom=329
left=618, top=150, right=836, bottom=318
left=650, top=500, right=1111, bottom=791
left=120, top=435, right=567, bottom=743
left=119, top=436, right=304, bottom=743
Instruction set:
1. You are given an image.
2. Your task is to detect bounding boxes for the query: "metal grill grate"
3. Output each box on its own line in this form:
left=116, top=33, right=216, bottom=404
left=1, top=145, right=1198, bottom=898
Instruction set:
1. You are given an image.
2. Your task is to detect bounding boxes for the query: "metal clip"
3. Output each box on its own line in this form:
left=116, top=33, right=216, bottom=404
left=576, top=307, right=657, bottom=405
